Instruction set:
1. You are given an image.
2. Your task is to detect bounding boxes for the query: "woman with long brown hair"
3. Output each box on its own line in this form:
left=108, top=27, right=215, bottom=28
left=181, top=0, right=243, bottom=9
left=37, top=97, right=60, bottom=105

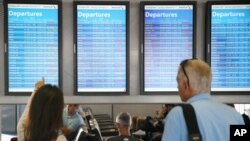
left=17, top=80, right=67, bottom=141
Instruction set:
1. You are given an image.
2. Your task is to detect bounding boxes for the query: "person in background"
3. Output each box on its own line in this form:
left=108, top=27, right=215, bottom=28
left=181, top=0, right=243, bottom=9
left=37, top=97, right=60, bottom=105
left=62, top=104, right=84, bottom=141
left=155, top=104, right=175, bottom=120
left=162, top=59, right=244, bottom=141
left=141, top=104, right=175, bottom=141
left=17, top=78, right=66, bottom=141
left=106, top=112, right=142, bottom=141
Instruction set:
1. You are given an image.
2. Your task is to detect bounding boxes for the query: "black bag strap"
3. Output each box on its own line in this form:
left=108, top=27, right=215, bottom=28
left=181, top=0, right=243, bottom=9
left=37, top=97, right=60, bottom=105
left=179, top=104, right=202, bottom=141
left=242, top=113, right=250, bottom=125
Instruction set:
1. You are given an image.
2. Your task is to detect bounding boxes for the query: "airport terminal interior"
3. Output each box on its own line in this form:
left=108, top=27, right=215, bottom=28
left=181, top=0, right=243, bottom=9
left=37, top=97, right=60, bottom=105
left=0, top=0, right=250, bottom=141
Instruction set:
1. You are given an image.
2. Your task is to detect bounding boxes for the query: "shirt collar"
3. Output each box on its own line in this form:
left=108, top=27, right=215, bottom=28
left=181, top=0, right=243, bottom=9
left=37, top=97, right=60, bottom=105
left=186, top=93, right=211, bottom=103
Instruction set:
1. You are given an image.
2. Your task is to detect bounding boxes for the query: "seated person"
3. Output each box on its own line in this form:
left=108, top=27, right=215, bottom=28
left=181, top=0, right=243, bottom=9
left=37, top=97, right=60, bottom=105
left=105, top=112, right=142, bottom=141
left=143, top=104, right=175, bottom=133
left=155, top=104, right=175, bottom=120
left=141, top=104, right=175, bottom=141
left=62, top=104, right=84, bottom=141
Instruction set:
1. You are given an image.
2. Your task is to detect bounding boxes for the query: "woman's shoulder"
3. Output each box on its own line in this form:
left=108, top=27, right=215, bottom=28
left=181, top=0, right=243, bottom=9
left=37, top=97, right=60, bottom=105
left=56, top=134, right=67, bottom=141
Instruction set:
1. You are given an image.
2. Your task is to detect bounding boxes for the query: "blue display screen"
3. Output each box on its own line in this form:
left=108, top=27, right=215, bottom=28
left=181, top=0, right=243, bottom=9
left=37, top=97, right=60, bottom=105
left=76, top=5, right=127, bottom=92
left=8, top=4, right=59, bottom=92
left=143, top=5, right=194, bottom=92
left=211, top=4, right=250, bottom=91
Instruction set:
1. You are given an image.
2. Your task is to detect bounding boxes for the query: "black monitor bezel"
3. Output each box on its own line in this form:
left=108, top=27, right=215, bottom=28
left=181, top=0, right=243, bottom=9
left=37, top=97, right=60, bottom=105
left=205, top=1, right=250, bottom=95
left=140, top=1, right=197, bottom=95
left=4, top=0, right=63, bottom=96
left=73, top=1, right=130, bottom=96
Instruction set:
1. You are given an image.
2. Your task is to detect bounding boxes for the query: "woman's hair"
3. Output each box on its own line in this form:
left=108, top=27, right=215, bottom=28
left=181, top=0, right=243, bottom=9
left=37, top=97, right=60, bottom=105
left=25, top=84, right=64, bottom=141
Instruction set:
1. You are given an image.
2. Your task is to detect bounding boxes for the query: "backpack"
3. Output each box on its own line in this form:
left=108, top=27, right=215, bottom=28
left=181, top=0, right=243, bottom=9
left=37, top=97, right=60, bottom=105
left=179, top=104, right=202, bottom=141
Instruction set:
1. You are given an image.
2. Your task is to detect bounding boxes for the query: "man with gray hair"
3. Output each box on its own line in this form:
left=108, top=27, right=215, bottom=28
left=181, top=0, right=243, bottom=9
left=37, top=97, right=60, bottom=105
left=162, top=59, right=244, bottom=141
left=105, top=112, right=142, bottom=141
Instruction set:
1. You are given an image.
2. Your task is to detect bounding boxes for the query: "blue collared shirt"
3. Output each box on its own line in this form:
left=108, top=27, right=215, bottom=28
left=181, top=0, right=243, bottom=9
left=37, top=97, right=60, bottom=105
left=63, top=108, right=84, bottom=131
left=162, top=93, right=244, bottom=141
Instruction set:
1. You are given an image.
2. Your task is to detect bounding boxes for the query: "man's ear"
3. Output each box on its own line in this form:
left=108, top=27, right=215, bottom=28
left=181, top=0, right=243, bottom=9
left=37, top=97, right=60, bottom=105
left=183, top=81, right=189, bottom=90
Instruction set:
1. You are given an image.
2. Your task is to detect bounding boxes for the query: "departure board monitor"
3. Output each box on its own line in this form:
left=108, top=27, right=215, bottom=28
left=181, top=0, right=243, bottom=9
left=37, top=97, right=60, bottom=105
left=206, top=1, right=250, bottom=94
left=141, top=1, right=196, bottom=94
left=4, top=0, right=62, bottom=95
left=74, top=1, right=129, bottom=95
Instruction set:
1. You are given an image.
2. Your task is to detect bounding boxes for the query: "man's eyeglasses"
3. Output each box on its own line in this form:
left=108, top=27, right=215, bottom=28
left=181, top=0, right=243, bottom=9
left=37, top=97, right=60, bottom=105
left=180, top=59, right=190, bottom=83
left=180, top=59, right=197, bottom=83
